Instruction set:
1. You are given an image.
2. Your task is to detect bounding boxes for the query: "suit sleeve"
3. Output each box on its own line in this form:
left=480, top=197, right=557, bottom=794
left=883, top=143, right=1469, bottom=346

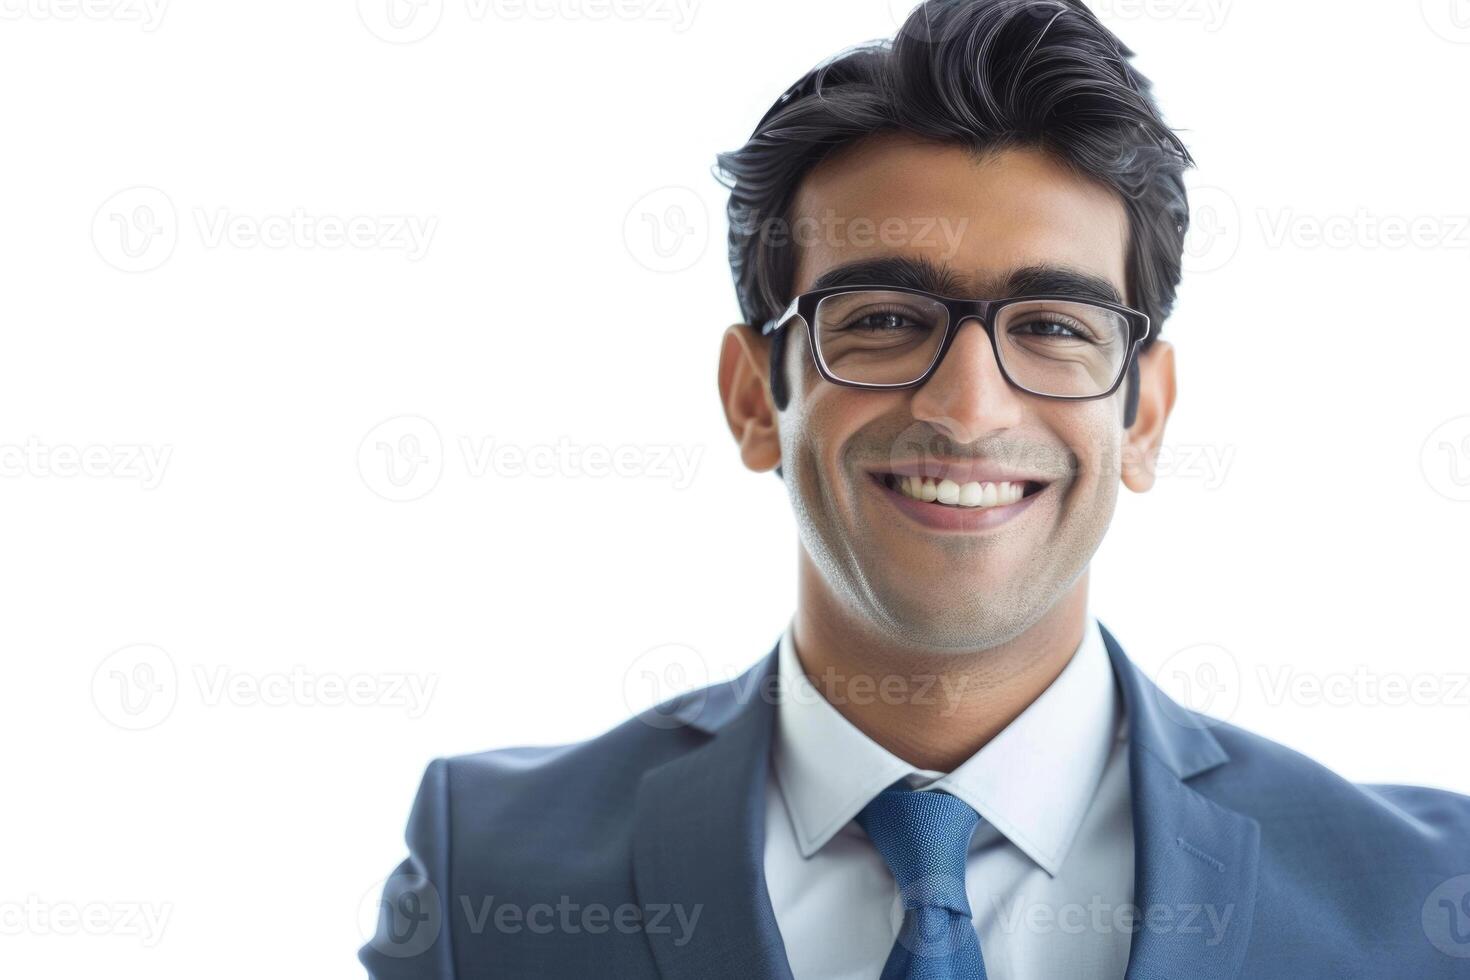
left=360, top=758, right=456, bottom=979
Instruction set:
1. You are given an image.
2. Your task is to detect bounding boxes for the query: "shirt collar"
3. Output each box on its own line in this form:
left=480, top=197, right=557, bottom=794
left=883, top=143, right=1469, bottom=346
left=771, top=611, right=1124, bottom=876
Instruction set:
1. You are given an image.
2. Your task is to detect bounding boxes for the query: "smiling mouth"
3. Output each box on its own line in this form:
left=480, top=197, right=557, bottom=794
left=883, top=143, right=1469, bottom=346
left=870, top=472, right=1048, bottom=510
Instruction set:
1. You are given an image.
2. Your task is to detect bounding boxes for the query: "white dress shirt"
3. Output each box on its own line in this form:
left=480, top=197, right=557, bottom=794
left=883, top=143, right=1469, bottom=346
left=762, top=611, right=1134, bottom=980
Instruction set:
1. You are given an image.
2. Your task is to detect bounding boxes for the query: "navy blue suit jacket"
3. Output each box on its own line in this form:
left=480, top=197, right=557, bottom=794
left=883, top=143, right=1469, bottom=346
left=361, top=623, right=1470, bottom=978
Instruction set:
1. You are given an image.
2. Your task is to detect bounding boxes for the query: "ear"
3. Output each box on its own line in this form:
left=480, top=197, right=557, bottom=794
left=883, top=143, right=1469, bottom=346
left=1120, top=340, right=1177, bottom=493
left=718, top=323, right=782, bottom=474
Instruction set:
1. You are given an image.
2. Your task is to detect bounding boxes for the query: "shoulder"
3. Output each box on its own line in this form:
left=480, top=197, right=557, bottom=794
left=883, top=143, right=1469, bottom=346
left=428, top=713, right=702, bottom=820
left=1178, top=719, right=1470, bottom=970
left=1190, top=717, right=1470, bottom=875
left=415, top=660, right=771, bottom=832
left=1102, top=621, right=1470, bottom=865
left=1203, top=717, right=1470, bottom=829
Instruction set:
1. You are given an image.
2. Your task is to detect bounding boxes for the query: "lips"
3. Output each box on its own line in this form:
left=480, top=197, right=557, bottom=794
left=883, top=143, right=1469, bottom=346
left=877, top=472, right=1039, bottom=507
left=868, top=459, right=1054, bottom=488
left=866, top=467, right=1051, bottom=531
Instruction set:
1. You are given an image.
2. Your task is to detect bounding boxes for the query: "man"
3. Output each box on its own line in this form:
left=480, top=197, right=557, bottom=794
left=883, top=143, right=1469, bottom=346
left=361, top=2, right=1470, bottom=977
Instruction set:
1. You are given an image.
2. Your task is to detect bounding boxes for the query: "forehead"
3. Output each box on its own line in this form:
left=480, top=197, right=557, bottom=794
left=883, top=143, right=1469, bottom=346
left=788, top=131, right=1129, bottom=298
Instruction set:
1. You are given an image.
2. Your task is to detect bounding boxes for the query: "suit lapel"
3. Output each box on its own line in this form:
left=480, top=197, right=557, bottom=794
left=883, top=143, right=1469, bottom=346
left=631, top=625, right=1261, bottom=980
left=1100, top=622, right=1261, bottom=980
left=632, top=644, right=794, bottom=980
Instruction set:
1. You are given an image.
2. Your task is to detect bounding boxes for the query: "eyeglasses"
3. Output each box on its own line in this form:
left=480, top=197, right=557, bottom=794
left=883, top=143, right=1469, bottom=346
left=761, top=285, right=1151, bottom=400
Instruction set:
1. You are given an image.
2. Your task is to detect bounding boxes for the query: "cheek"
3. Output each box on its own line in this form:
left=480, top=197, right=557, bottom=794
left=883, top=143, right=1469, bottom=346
left=783, top=336, right=850, bottom=468
left=780, top=384, right=899, bottom=522
left=1063, top=410, right=1125, bottom=495
left=1026, top=399, right=1121, bottom=489
left=782, top=326, right=818, bottom=404
left=784, top=390, right=861, bottom=492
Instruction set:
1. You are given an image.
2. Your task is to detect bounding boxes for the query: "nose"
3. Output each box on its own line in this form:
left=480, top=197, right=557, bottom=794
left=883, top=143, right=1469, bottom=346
left=908, top=316, right=1027, bottom=443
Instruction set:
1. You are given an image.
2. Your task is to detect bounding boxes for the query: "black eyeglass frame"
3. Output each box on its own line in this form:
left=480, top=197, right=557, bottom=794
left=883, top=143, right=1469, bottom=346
left=759, top=284, right=1152, bottom=401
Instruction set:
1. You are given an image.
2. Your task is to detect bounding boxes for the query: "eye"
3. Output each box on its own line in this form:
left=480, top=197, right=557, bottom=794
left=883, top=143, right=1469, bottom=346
left=1008, top=316, right=1098, bottom=343
left=837, top=307, right=931, bottom=333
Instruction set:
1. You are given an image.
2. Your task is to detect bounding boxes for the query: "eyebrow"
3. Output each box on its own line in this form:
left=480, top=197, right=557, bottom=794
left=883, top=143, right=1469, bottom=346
left=807, top=255, right=1125, bottom=305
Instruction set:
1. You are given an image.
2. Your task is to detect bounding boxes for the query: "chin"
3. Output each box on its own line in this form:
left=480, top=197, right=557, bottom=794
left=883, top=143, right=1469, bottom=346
left=864, top=589, right=1032, bottom=652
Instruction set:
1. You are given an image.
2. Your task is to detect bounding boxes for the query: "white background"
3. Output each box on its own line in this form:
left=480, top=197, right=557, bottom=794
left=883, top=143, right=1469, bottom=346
left=2, top=0, right=1469, bottom=975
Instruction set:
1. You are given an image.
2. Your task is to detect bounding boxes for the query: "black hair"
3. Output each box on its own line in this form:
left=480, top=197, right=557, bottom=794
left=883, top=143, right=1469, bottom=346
left=713, top=0, right=1192, bottom=449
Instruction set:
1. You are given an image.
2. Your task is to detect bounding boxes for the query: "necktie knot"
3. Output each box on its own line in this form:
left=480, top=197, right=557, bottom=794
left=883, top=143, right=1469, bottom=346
left=856, top=783, right=980, bottom=917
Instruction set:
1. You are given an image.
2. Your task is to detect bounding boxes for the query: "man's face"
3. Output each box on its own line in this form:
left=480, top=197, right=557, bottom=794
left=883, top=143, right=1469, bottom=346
left=775, top=133, right=1135, bottom=652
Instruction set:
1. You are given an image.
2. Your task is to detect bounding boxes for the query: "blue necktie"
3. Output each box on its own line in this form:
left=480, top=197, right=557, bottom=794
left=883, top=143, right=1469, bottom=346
left=855, top=783, right=988, bottom=980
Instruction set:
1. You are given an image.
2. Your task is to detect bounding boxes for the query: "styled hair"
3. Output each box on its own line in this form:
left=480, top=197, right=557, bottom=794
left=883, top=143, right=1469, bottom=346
left=713, top=0, right=1192, bottom=423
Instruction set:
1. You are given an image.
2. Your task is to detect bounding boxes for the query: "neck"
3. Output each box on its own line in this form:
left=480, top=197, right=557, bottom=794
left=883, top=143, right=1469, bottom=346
left=792, top=558, right=1090, bottom=772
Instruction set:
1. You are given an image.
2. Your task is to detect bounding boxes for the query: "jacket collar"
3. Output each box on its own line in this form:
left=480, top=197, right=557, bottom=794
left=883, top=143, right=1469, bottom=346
left=1098, top=619, right=1230, bottom=780
left=1098, top=620, right=1260, bottom=980
left=772, top=614, right=1122, bottom=875
left=632, top=622, right=1260, bottom=980
left=632, top=643, right=792, bottom=980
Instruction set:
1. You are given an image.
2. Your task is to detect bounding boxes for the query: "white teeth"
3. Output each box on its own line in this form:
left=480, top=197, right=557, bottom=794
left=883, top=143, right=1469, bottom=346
left=888, top=474, right=1029, bottom=509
